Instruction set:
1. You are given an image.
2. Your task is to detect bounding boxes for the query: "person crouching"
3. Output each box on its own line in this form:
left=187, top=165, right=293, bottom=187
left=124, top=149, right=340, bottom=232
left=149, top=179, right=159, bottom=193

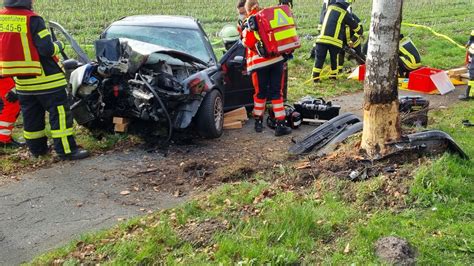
left=241, top=0, right=291, bottom=137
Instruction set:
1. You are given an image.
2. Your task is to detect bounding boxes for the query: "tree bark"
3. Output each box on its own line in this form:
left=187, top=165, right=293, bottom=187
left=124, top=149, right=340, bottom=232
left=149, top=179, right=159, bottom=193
left=361, top=0, right=403, bottom=159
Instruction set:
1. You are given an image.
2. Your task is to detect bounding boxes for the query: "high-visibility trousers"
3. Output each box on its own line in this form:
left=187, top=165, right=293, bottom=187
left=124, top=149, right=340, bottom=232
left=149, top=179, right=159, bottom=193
left=251, top=61, right=286, bottom=120
left=0, top=78, right=20, bottom=144
left=18, top=89, right=77, bottom=156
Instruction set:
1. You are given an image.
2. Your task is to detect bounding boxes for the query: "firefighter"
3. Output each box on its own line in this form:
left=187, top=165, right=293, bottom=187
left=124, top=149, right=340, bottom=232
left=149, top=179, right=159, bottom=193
left=0, top=0, right=89, bottom=160
left=460, top=30, right=474, bottom=100
left=220, top=25, right=240, bottom=52
left=317, top=0, right=336, bottom=34
left=242, top=0, right=292, bottom=136
left=338, top=12, right=365, bottom=72
left=0, top=77, right=23, bottom=148
left=313, top=0, right=362, bottom=82
left=362, top=34, right=422, bottom=78
left=237, top=0, right=247, bottom=33
left=398, top=34, right=422, bottom=78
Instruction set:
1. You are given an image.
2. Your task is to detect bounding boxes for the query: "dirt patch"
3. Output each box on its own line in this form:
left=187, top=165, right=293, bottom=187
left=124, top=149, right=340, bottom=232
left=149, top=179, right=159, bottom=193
left=126, top=126, right=297, bottom=196
left=178, top=219, right=227, bottom=247
left=375, top=236, right=417, bottom=265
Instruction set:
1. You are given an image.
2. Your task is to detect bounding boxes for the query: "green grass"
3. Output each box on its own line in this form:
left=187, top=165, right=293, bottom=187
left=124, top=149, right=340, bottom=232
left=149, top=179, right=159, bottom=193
left=31, top=101, right=474, bottom=264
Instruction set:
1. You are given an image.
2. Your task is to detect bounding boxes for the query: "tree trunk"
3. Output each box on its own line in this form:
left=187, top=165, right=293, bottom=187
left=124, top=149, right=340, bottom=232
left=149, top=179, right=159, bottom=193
left=361, top=0, right=403, bottom=159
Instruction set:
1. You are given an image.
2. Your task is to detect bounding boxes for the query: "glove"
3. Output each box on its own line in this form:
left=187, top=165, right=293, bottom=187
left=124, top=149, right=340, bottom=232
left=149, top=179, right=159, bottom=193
left=54, top=40, right=65, bottom=53
left=5, top=90, right=18, bottom=103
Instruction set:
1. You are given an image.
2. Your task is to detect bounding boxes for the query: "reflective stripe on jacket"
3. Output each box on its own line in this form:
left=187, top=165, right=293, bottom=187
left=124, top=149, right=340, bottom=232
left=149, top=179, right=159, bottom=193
left=399, top=37, right=422, bottom=70
left=316, top=4, right=361, bottom=48
left=11, top=14, right=66, bottom=95
left=0, top=8, right=42, bottom=77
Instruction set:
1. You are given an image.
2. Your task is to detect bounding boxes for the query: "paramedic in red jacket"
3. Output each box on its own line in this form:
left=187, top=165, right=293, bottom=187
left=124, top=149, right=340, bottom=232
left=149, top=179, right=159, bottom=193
left=242, top=0, right=292, bottom=136
left=0, top=77, right=22, bottom=148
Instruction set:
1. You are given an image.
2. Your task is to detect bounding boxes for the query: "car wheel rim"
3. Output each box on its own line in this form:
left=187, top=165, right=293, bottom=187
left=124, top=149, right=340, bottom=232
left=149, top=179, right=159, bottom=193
left=214, top=96, right=223, bottom=130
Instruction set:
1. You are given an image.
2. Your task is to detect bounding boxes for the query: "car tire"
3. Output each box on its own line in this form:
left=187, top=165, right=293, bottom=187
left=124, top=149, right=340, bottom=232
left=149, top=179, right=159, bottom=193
left=196, top=89, right=224, bottom=139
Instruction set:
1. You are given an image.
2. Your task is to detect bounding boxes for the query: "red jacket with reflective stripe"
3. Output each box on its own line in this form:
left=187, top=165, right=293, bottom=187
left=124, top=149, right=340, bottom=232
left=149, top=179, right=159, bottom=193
left=0, top=8, right=42, bottom=77
left=242, top=10, right=283, bottom=72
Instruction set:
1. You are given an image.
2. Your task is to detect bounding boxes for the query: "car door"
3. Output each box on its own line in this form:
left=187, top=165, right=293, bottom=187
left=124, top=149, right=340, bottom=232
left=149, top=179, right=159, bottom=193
left=219, top=41, right=254, bottom=111
left=220, top=41, right=288, bottom=111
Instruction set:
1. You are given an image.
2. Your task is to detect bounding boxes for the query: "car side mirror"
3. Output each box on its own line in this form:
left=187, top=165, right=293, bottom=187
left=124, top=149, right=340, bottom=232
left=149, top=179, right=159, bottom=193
left=229, top=55, right=245, bottom=68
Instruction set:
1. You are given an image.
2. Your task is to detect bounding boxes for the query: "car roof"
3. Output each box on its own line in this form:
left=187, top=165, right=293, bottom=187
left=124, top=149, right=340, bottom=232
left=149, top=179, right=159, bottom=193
left=110, top=15, right=201, bottom=30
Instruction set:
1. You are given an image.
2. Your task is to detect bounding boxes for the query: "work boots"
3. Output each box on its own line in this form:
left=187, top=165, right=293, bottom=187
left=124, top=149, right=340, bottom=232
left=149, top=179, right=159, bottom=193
left=254, top=118, right=264, bottom=133
left=275, top=120, right=292, bottom=137
left=58, top=148, right=90, bottom=161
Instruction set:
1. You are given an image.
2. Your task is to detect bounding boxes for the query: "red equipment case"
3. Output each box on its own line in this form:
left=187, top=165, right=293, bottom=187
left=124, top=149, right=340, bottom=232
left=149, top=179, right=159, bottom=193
left=407, top=67, right=443, bottom=94
left=253, top=5, right=301, bottom=57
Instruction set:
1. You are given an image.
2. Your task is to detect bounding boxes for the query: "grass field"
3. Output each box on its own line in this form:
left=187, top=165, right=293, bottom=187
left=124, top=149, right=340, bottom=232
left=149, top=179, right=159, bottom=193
left=1, top=0, right=474, bottom=263
left=34, top=0, right=474, bottom=100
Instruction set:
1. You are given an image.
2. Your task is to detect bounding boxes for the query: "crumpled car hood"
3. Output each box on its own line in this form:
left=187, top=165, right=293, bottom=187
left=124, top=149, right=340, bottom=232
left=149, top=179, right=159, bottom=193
left=119, top=38, right=208, bottom=73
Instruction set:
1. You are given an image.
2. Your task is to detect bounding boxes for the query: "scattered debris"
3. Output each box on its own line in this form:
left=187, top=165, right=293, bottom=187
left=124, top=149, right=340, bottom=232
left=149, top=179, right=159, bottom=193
left=289, top=113, right=361, bottom=155
left=120, top=190, right=131, bottom=196
left=399, top=96, right=430, bottom=127
left=296, top=161, right=312, bottom=170
left=462, top=120, right=474, bottom=127
left=253, top=189, right=276, bottom=204
left=375, top=236, right=416, bottom=265
left=344, top=243, right=351, bottom=254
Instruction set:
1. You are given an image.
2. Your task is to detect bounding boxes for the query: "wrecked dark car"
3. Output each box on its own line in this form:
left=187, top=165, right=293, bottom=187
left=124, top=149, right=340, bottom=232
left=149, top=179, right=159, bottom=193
left=50, top=16, right=276, bottom=140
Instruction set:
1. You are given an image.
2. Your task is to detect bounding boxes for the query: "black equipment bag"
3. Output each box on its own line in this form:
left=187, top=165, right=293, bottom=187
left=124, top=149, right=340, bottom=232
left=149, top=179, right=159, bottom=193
left=294, top=96, right=341, bottom=121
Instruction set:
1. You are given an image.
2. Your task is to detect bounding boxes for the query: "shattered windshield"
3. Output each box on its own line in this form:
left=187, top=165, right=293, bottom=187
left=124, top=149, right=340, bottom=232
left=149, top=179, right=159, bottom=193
left=104, top=25, right=213, bottom=64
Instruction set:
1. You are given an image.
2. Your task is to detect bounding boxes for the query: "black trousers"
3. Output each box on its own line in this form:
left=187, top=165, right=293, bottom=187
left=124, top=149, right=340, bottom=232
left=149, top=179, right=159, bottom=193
left=398, top=58, right=412, bottom=78
left=252, top=60, right=285, bottom=101
left=18, top=89, right=77, bottom=156
left=313, top=43, right=341, bottom=79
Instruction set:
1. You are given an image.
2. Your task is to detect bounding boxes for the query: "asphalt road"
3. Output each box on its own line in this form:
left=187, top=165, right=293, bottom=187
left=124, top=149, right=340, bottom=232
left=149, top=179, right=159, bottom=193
left=0, top=151, right=186, bottom=265
left=0, top=86, right=465, bottom=265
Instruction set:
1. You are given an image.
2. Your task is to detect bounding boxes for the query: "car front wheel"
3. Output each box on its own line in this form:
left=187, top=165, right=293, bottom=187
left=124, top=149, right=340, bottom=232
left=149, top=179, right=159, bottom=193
left=196, top=89, right=224, bottom=139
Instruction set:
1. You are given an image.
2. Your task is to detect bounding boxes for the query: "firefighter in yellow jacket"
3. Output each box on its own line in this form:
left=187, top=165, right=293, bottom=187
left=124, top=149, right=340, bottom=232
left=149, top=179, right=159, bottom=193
left=0, top=0, right=89, bottom=160
left=398, top=34, right=422, bottom=78
left=313, top=0, right=362, bottom=82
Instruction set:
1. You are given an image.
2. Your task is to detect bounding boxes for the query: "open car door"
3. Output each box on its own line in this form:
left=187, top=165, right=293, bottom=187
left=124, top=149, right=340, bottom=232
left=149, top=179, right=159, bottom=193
left=219, top=41, right=254, bottom=111
left=49, top=21, right=91, bottom=64
left=219, top=41, right=288, bottom=111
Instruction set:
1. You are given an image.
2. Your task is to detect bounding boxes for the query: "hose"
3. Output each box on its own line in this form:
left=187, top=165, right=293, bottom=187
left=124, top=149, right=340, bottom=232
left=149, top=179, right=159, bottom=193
left=138, top=73, right=173, bottom=143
